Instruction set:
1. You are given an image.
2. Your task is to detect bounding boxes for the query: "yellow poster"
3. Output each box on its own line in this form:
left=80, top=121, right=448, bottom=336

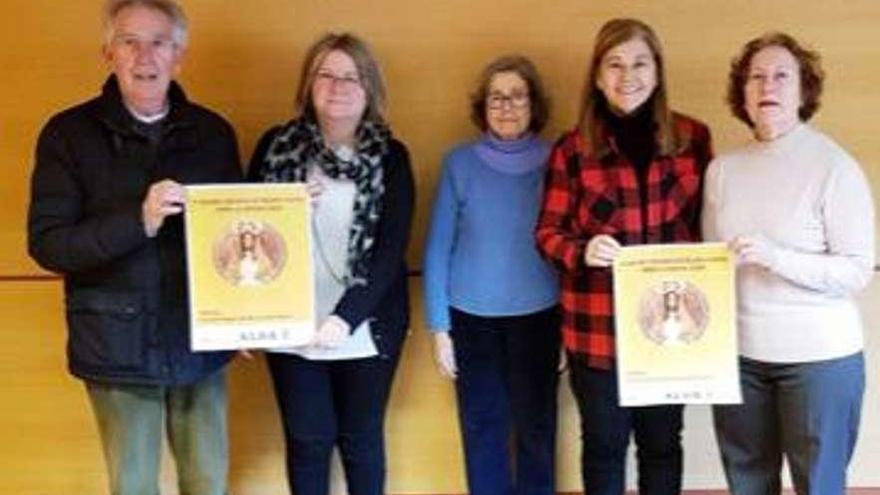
left=613, top=243, right=740, bottom=406
left=184, top=183, right=315, bottom=350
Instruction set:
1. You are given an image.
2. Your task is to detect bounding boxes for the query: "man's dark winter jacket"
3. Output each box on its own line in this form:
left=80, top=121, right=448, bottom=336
left=28, top=76, right=242, bottom=385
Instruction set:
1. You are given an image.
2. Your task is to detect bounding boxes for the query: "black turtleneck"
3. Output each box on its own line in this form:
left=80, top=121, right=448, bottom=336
left=601, top=97, right=657, bottom=172
left=600, top=97, right=657, bottom=242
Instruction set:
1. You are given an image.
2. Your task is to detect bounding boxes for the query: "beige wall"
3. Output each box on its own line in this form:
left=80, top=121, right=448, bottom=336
left=1, top=1, right=878, bottom=493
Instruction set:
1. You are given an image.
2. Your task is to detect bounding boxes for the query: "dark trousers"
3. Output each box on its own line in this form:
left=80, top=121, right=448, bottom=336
left=267, top=350, right=401, bottom=495
left=568, top=360, right=683, bottom=495
left=450, top=306, right=560, bottom=495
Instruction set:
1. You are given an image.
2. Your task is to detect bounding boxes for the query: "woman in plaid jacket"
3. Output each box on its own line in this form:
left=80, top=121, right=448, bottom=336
left=535, top=18, right=713, bottom=495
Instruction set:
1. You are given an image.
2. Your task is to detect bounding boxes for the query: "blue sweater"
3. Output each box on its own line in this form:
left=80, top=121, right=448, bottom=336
left=423, top=136, right=559, bottom=331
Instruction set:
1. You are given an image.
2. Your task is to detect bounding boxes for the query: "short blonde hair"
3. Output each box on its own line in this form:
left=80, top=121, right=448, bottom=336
left=293, top=32, right=387, bottom=125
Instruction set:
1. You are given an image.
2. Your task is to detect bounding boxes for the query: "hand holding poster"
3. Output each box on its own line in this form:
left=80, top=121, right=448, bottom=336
left=613, top=243, right=740, bottom=406
left=185, top=183, right=315, bottom=350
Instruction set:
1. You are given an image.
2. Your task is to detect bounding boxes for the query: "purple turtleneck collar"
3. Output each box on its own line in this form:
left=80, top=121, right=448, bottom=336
left=473, top=132, right=550, bottom=175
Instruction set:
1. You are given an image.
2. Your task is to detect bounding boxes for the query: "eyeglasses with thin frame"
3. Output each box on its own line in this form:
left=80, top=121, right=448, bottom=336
left=486, top=91, right=530, bottom=110
left=314, top=70, right=362, bottom=91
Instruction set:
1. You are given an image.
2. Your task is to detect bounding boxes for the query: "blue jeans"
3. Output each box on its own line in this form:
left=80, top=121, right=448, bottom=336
left=713, top=353, right=864, bottom=495
left=85, top=370, right=228, bottom=495
left=568, top=361, right=683, bottom=495
left=450, top=307, right=560, bottom=495
left=267, top=350, right=401, bottom=495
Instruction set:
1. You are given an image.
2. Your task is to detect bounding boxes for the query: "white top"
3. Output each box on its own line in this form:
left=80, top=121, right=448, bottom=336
left=702, top=124, right=875, bottom=363
left=272, top=165, right=378, bottom=360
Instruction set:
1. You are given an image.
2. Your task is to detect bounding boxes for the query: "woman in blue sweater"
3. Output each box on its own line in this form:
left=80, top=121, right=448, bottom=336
left=423, top=55, right=560, bottom=495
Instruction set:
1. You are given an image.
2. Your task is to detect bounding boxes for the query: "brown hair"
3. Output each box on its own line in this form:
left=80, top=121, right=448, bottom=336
left=293, top=32, right=387, bottom=125
left=469, top=55, right=550, bottom=134
left=579, top=18, right=679, bottom=156
left=726, top=32, right=824, bottom=127
left=104, top=0, right=188, bottom=48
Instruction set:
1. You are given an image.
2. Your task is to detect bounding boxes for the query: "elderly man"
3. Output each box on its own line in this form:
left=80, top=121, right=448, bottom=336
left=27, top=1, right=241, bottom=494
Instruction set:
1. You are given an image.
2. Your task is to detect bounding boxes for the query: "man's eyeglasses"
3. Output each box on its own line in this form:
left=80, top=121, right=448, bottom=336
left=486, top=91, right=530, bottom=110
left=315, top=71, right=362, bottom=90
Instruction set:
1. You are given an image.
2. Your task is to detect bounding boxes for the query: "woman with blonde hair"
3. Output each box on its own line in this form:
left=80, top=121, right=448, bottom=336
left=248, top=32, right=414, bottom=495
left=536, top=18, right=713, bottom=494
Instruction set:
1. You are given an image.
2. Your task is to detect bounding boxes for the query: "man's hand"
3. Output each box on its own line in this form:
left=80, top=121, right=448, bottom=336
left=142, top=179, right=185, bottom=237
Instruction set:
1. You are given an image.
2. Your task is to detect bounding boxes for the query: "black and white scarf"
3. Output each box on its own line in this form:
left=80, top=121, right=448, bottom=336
left=260, top=116, right=390, bottom=287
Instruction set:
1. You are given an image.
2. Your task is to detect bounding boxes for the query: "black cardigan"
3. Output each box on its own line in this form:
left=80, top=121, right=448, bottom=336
left=247, top=126, right=415, bottom=359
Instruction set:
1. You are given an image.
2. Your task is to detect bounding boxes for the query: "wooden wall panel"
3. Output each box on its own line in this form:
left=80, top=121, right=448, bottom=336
left=4, top=1, right=879, bottom=273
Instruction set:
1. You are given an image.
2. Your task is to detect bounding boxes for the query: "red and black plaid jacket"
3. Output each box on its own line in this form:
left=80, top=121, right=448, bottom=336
left=535, top=113, right=713, bottom=369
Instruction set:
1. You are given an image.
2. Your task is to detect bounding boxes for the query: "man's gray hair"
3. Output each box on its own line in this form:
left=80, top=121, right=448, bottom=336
left=104, top=0, right=188, bottom=48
